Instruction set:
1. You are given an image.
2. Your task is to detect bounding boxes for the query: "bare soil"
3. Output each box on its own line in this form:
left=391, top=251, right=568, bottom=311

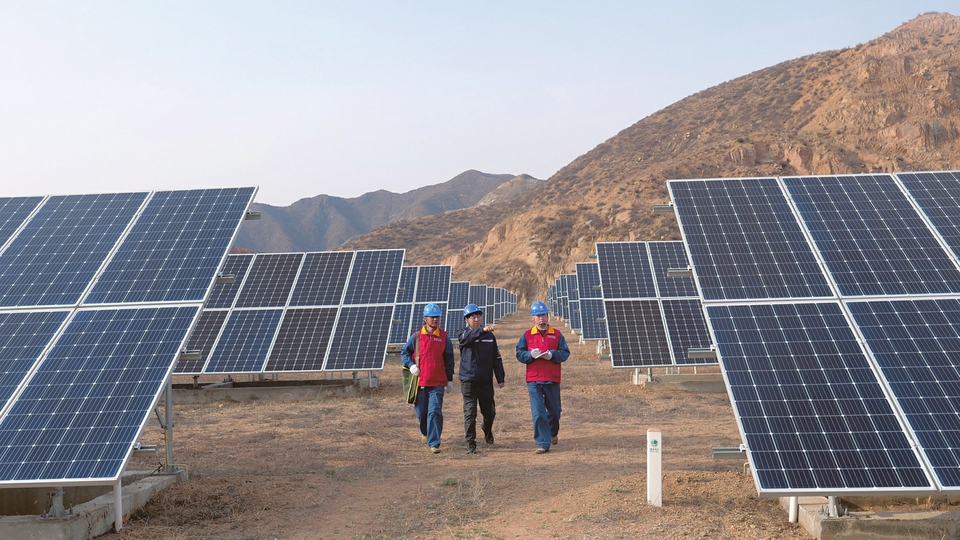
left=105, top=313, right=811, bottom=540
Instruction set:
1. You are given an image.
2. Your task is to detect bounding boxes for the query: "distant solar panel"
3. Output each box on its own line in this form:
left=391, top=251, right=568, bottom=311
left=233, top=253, right=304, bottom=308
left=202, top=309, right=284, bottom=373
left=0, top=196, right=44, bottom=248
left=390, top=303, right=414, bottom=345
left=324, top=305, right=395, bottom=370
left=578, top=298, right=608, bottom=340
left=784, top=174, right=960, bottom=296
left=575, top=262, right=602, bottom=299
left=0, top=306, right=200, bottom=482
left=205, top=254, right=254, bottom=309
left=604, top=300, right=672, bottom=367
left=343, top=250, right=404, bottom=305
left=649, top=241, right=699, bottom=297
left=669, top=178, right=833, bottom=300
left=85, top=187, right=257, bottom=304
left=707, top=302, right=931, bottom=494
left=469, top=285, right=487, bottom=324
left=289, top=251, right=354, bottom=307
left=175, top=310, right=229, bottom=374
left=0, top=192, right=148, bottom=307
left=661, top=299, right=712, bottom=365
left=264, top=307, right=339, bottom=372
left=414, top=265, right=451, bottom=303
left=447, top=281, right=470, bottom=330
left=396, top=267, right=417, bottom=303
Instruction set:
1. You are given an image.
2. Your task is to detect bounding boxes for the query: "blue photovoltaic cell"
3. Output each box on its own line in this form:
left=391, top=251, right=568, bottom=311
left=605, top=300, right=672, bottom=367
left=0, top=311, right=69, bottom=408
left=669, top=178, right=832, bottom=300
left=596, top=242, right=657, bottom=299
left=414, top=265, right=451, bottom=303
left=0, top=196, right=44, bottom=247
left=0, top=192, right=148, bottom=307
left=579, top=298, right=608, bottom=340
left=784, top=175, right=960, bottom=296
left=289, top=251, right=354, bottom=307
left=203, top=309, right=283, bottom=373
left=264, top=307, right=338, bottom=372
left=390, top=304, right=414, bottom=345
left=569, top=300, right=582, bottom=331
left=707, top=302, right=931, bottom=493
left=324, top=305, right=394, bottom=370
left=446, top=281, right=470, bottom=331
left=85, top=187, right=257, bottom=304
left=661, top=299, right=714, bottom=365
left=649, top=241, right=699, bottom=297
left=0, top=306, right=198, bottom=482
left=469, top=285, right=487, bottom=324
left=233, top=253, right=304, bottom=308
left=174, top=310, right=229, bottom=374
left=342, top=250, right=404, bottom=305
left=896, top=171, right=960, bottom=261
left=848, top=299, right=960, bottom=489
left=575, top=262, right=602, bottom=299
left=205, top=254, right=254, bottom=309
left=396, top=267, right=417, bottom=303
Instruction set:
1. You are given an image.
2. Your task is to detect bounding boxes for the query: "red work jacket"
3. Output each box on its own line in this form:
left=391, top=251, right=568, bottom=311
left=417, top=326, right=450, bottom=387
left=523, top=326, right=562, bottom=383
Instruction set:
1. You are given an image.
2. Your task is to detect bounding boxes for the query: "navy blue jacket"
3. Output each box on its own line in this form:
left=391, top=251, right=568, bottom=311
left=456, top=325, right=505, bottom=384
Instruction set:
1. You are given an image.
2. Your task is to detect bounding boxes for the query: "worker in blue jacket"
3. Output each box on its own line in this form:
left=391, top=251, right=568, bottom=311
left=455, top=304, right=505, bottom=454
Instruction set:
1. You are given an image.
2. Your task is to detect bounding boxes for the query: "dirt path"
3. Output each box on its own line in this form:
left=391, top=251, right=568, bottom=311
left=107, top=313, right=809, bottom=539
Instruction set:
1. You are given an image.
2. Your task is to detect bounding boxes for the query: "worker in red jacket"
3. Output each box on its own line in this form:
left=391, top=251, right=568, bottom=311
left=516, top=301, right=570, bottom=454
left=402, top=303, right=455, bottom=454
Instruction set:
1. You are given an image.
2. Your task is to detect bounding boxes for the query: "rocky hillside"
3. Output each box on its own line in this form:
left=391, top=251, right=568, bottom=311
left=349, top=13, right=960, bottom=303
left=234, top=170, right=520, bottom=252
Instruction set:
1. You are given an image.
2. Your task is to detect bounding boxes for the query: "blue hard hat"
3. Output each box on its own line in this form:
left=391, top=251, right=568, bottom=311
left=423, top=303, right=443, bottom=317
left=463, top=303, right=483, bottom=318
left=530, top=301, right=549, bottom=315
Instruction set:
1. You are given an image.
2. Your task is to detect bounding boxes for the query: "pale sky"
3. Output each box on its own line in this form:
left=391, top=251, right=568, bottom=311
left=0, top=2, right=954, bottom=206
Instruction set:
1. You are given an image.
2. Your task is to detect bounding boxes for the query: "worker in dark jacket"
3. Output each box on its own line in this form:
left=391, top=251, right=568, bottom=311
left=402, top=303, right=455, bottom=454
left=456, top=303, right=505, bottom=454
left=516, top=301, right=570, bottom=454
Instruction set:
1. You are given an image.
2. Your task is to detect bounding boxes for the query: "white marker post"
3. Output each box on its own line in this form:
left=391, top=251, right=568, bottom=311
left=647, top=428, right=662, bottom=507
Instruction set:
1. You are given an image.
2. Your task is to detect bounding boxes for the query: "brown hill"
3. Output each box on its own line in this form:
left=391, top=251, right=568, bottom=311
left=345, top=12, right=960, bottom=303
left=233, top=169, right=518, bottom=252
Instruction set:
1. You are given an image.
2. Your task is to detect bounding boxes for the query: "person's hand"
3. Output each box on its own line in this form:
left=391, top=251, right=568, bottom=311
left=541, top=350, right=553, bottom=360
left=409, top=364, right=420, bottom=376
left=484, top=324, right=496, bottom=333
left=447, top=381, right=454, bottom=392
left=498, top=382, right=505, bottom=389
left=530, top=348, right=541, bottom=358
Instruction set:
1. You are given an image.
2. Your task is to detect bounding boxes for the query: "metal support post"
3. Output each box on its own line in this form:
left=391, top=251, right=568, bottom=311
left=164, top=377, right=175, bottom=473
left=114, top=479, right=123, bottom=531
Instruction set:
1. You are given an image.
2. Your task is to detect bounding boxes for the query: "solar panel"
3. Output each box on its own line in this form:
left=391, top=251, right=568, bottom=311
left=233, top=253, right=304, bottom=308
left=897, top=171, right=960, bottom=259
left=342, top=250, right=404, bottom=305
left=848, top=299, right=960, bottom=489
left=264, top=307, right=339, bottom=372
left=783, top=174, right=960, bottom=296
left=649, top=241, right=699, bottom=297
left=85, top=187, right=257, bottom=304
left=578, top=298, right=608, bottom=340
left=0, top=306, right=201, bottom=482
left=202, top=309, right=284, bottom=373
left=707, top=302, right=931, bottom=494
left=289, top=251, right=354, bottom=307
left=446, top=281, right=469, bottom=330
left=575, top=262, right=602, bottom=299
left=175, top=310, right=229, bottom=374
left=390, top=303, right=414, bottom=345
left=396, top=267, right=417, bottom=303
left=661, top=299, right=712, bottom=365
left=604, top=300, right=672, bottom=367
left=323, top=305, right=395, bottom=371
left=414, top=265, right=451, bottom=303
left=0, top=311, right=70, bottom=408
left=205, top=254, right=254, bottom=309
left=669, top=178, right=833, bottom=301
left=0, top=196, right=44, bottom=248
left=565, top=274, right=581, bottom=331
left=469, top=285, right=487, bottom=324
left=0, top=192, right=148, bottom=307
left=596, top=242, right=656, bottom=299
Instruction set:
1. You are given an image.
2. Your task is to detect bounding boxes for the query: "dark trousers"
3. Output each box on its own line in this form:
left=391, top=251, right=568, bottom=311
left=461, top=380, right=496, bottom=448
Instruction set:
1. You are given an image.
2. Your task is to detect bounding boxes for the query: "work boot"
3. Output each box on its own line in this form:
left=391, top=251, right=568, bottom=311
left=430, top=447, right=441, bottom=454
left=484, top=431, right=494, bottom=444
left=465, top=444, right=477, bottom=454
left=535, top=447, right=549, bottom=454
left=552, top=435, right=558, bottom=445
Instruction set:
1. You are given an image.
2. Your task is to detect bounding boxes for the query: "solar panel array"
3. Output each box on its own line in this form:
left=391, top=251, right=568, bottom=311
left=575, top=262, right=608, bottom=340
left=176, top=249, right=404, bottom=374
left=594, top=241, right=713, bottom=368
left=0, top=187, right=255, bottom=487
left=669, top=171, right=960, bottom=497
